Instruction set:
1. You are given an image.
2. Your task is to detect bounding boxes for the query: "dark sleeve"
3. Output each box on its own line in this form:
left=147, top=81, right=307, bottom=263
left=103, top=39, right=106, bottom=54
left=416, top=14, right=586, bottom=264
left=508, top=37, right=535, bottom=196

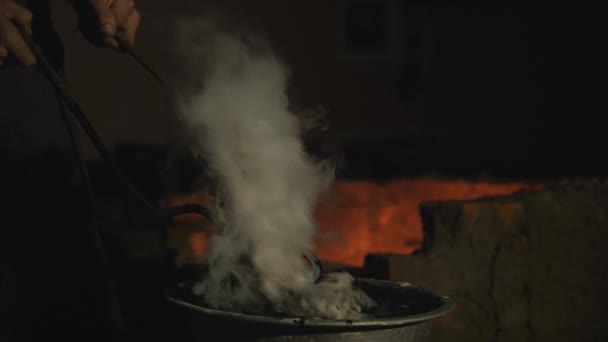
left=0, top=65, right=119, bottom=340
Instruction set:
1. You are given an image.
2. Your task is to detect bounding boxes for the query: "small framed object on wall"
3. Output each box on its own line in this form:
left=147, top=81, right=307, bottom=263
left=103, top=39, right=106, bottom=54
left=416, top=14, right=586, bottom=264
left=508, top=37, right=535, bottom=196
left=336, top=0, right=404, bottom=65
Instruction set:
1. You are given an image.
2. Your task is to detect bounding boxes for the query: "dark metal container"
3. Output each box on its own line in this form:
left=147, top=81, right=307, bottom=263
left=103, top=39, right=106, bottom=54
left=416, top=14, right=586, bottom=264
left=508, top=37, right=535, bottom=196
left=166, top=278, right=455, bottom=341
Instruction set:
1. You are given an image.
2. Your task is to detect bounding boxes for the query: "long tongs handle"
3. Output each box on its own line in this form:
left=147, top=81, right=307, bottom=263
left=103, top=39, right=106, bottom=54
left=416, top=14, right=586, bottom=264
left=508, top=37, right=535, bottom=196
left=14, top=24, right=211, bottom=223
left=114, top=30, right=173, bottom=90
left=15, top=25, right=70, bottom=96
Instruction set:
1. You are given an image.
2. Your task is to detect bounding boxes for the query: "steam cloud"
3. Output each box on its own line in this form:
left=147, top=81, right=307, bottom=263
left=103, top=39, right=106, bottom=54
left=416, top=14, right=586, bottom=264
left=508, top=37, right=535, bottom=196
left=173, top=16, right=375, bottom=320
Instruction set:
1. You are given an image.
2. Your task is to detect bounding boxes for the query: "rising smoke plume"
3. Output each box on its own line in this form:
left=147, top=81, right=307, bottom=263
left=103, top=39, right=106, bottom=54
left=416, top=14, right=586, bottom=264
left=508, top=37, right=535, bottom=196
left=174, top=15, right=375, bottom=320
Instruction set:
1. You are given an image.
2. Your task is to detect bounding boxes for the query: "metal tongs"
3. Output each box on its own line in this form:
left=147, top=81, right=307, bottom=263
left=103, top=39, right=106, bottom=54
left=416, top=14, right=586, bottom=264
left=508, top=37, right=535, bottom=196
left=113, top=31, right=173, bottom=90
left=15, top=25, right=209, bottom=222
left=15, top=26, right=324, bottom=280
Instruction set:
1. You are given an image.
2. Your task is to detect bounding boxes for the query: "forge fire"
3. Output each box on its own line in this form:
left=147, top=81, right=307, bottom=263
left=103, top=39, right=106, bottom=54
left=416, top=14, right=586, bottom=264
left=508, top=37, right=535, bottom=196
left=169, top=178, right=541, bottom=267
left=314, top=178, right=541, bottom=266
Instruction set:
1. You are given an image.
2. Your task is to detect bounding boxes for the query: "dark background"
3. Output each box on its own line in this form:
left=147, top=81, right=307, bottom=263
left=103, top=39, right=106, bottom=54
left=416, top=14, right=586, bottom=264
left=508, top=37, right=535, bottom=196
left=52, top=1, right=605, bottom=180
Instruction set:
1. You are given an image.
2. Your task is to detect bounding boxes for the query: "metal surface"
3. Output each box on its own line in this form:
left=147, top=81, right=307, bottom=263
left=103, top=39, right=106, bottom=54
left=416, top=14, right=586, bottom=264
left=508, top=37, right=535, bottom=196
left=114, top=30, right=174, bottom=91
left=166, top=278, right=455, bottom=341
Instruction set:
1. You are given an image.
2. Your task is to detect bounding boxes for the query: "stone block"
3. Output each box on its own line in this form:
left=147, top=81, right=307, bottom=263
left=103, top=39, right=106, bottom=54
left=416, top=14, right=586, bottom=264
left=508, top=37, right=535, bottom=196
left=364, top=182, right=608, bottom=342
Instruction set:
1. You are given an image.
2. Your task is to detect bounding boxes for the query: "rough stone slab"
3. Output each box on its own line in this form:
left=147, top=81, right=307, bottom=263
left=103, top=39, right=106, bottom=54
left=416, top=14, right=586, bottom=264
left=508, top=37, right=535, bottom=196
left=364, top=182, right=608, bottom=342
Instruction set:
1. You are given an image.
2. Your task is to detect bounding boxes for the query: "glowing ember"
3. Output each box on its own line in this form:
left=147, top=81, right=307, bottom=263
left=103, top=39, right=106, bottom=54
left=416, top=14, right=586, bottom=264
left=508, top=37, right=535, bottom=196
left=165, top=178, right=542, bottom=267
left=315, top=178, right=542, bottom=266
left=164, top=191, right=213, bottom=266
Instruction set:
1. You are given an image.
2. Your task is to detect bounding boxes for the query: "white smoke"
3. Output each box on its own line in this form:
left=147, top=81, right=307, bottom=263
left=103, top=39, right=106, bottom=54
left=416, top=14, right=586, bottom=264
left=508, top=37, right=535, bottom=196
left=173, top=16, right=375, bottom=320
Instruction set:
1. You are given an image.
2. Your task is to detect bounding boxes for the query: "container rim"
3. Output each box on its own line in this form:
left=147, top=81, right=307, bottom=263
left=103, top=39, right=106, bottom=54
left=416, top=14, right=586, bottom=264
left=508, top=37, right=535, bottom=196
left=165, top=278, right=455, bottom=328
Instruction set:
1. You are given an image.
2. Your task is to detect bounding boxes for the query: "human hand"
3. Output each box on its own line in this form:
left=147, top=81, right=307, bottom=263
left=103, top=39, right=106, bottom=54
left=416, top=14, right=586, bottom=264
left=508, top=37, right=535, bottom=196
left=0, top=0, right=35, bottom=66
left=73, top=0, right=140, bottom=49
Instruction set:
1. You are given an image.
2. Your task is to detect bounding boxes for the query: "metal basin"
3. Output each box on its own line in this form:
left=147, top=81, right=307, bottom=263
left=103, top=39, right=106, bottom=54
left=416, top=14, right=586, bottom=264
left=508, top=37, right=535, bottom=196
left=165, top=278, right=455, bottom=341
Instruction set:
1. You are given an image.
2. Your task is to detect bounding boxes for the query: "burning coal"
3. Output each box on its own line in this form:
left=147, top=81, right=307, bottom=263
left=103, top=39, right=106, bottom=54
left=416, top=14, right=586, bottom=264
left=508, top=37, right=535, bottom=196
left=173, top=16, right=375, bottom=320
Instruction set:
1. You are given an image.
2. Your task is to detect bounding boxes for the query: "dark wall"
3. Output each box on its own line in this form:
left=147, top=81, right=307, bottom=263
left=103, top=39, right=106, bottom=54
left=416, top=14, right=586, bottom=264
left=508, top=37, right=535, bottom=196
left=50, top=0, right=422, bottom=158
left=51, top=2, right=605, bottom=177
left=425, top=5, right=604, bottom=174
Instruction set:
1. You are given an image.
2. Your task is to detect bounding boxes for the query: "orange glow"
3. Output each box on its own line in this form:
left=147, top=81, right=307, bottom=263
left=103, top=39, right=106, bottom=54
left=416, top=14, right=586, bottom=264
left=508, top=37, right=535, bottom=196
left=314, top=178, right=542, bottom=266
left=165, top=178, right=542, bottom=267
left=188, top=231, right=209, bottom=258
left=165, top=191, right=213, bottom=265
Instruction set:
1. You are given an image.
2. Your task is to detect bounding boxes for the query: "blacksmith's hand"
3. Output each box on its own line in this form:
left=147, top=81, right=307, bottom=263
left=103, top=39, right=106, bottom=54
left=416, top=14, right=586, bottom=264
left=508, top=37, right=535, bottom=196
left=0, top=0, right=35, bottom=66
left=73, top=0, right=140, bottom=49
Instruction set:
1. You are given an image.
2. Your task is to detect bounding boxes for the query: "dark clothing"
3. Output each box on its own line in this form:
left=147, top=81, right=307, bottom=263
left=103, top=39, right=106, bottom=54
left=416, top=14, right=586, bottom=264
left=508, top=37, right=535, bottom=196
left=15, top=0, right=65, bottom=69
left=1, top=1, right=121, bottom=340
